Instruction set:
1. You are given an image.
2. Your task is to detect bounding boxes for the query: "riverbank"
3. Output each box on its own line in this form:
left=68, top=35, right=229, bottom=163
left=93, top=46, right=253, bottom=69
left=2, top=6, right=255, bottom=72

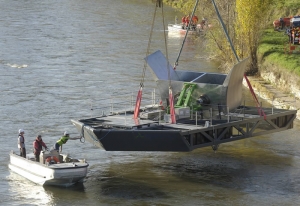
left=243, top=75, right=300, bottom=120
left=253, top=28, right=300, bottom=120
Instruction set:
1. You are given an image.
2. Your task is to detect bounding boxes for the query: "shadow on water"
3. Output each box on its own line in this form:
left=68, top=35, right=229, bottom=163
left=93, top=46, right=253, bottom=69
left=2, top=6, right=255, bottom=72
left=43, top=182, right=86, bottom=192
left=88, top=172, right=168, bottom=200
left=148, top=141, right=299, bottom=193
left=86, top=139, right=298, bottom=196
left=42, top=182, right=89, bottom=205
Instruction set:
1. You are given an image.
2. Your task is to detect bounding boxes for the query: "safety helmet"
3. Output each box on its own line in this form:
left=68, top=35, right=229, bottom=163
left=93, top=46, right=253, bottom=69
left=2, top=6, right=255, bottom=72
left=64, top=131, right=69, bottom=136
left=19, top=129, right=24, bottom=133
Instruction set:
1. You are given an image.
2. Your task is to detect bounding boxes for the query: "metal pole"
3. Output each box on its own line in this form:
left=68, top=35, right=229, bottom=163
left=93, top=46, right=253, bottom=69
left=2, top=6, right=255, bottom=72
left=244, top=99, right=245, bottom=117
left=154, top=88, right=156, bottom=105
left=151, top=91, right=153, bottom=105
left=159, top=110, right=160, bottom=124
left=210, top=108, right=213, bottom=126
left=272, top=99, right=274, bottom=114
left=131, top=92, right=133, bottom=110
left=227, top=106, right=229, bottom=123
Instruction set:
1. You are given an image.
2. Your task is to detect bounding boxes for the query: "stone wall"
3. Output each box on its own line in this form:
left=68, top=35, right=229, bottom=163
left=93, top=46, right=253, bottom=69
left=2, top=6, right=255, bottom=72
left=243, top=65, right=300, bottom=120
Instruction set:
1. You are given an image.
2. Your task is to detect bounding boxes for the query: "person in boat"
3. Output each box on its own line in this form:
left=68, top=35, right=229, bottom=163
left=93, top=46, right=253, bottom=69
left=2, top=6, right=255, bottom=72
left=53, top=131, right=81, bottom=152
left=33, top=135, right=48, bottom=162
left=201, top=17, right=206, bottom=30
left=181, top=16, right=186, bottom=29
left=185, top=15, right=190, bottom=29
left=18, top=129, right=26, bottom=158
left=192, top=15, right=198, bottom=30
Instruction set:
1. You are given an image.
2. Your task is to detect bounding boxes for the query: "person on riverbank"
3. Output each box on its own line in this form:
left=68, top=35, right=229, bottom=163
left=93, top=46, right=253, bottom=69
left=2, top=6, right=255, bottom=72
left=18, top=129, right=26, bottom=158
left=53, top=131, right=81, bottom=152
left=279, top=17, right=284, bottom=29
left=33, top=135, right=48, bottom=162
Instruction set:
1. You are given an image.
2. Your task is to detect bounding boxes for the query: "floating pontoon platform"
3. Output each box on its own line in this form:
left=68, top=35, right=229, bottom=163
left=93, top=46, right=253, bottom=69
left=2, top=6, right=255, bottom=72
left=71, top=105, right=296, bottom=151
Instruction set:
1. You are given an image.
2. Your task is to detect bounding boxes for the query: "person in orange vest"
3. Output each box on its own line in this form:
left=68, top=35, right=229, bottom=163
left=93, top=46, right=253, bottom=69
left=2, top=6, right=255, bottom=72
left=185, top=15, right=190, bottom=29
left=181, top=16, right=186, bottom=29
left=192, top=15, right=198, bottom=30
left=192, top=15, right=198, bottom=24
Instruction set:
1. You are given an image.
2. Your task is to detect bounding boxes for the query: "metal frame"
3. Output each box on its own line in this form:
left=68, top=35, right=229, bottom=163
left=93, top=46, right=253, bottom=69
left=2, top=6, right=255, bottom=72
left=71, top=106, right=296, bottom=152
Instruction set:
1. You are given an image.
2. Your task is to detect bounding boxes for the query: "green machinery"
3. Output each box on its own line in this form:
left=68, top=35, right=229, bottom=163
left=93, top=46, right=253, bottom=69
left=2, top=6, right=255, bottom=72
left=167, top=83, right=202, bottom=113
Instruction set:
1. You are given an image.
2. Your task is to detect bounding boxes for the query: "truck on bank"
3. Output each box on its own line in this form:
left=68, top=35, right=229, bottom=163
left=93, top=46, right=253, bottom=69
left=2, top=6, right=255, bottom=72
left=288, top=16, right=300, bottom=44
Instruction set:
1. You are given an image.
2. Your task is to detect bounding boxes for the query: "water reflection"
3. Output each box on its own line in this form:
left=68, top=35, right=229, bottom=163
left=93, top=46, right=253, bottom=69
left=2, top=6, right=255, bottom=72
left=99, top=176, right=168, bottom=199
left=7, top=172, right=52, bottom=205
left=82, top=141, right=300, bottom=204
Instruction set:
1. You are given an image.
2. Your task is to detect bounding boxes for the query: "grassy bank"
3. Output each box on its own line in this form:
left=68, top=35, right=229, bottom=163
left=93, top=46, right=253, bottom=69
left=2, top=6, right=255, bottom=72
left=244, top=0, right=300, bottom=75
left=258, top=28, right=300, bottom=76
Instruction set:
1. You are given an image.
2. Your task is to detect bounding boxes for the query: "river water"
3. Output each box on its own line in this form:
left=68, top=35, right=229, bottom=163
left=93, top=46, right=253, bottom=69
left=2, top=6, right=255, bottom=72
left=0, top=0, right=300, bottom=205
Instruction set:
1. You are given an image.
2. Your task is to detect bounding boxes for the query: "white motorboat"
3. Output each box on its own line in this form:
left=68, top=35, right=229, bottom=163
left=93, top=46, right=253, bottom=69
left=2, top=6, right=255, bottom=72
left=167, top=23, right=201, bottom=35
left=8, top=150, right=89, bottom=187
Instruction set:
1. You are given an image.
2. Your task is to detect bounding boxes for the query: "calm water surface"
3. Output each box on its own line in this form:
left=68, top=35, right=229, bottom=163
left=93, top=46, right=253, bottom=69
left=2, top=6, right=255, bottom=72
left=0, top=0, right=300, bottom=205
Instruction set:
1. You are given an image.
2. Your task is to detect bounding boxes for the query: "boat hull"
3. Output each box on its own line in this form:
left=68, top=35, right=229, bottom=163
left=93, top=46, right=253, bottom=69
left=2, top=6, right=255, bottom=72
left=9, top=152, right=89, bottom=187
left=167, top=24, right=200, bottom=35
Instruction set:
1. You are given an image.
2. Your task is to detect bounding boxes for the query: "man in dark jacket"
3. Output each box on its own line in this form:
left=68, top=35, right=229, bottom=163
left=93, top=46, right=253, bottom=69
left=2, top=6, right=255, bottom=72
left=33, top=135, right=48, bottom=162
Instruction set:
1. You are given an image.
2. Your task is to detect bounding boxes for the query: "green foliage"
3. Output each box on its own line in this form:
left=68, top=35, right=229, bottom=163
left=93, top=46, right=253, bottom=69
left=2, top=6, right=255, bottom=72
left=164, top=0, right=195, bottom=14
left=258, top=29, right=300, bottom=76
left=164, top=0, right=300, bottom=74
left=235, top=0, right=273, bottom=73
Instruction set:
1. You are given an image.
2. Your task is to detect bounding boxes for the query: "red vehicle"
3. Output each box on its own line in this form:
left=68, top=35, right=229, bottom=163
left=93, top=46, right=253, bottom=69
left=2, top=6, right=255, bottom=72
left=273, top=17, right=291, bottom=30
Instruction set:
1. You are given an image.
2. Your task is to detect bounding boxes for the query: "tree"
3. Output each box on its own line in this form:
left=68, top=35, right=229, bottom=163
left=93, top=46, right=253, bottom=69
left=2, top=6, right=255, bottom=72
left=165, top=0, right=273, bottom=74
left=235, top=0, right=272, bottom=74
left=165, top=0, right=239, bottom=69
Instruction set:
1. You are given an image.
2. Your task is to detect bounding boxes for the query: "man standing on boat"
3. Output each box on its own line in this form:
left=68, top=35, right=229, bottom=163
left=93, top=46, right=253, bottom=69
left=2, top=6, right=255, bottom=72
left=181, top=16, right=186, bottom=29
left=53, top=131, right=81, bottom=152
left=185, top=15, right=190, bottom=29
left=192, top=15, right=198, bottom=30
left=18, top=129, right=26, bottom=158
left=201, top=17, right=206, bottom=30
left=33, top=135, right=48, bottom=162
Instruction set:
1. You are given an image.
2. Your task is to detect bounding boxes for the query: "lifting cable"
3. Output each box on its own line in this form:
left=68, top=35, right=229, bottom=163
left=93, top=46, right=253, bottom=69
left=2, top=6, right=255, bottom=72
left=174, top=0, right=200, bottom=70
left=134, top=0, right=177, bottom=124
left=161, top=0, right=176, bottom=124
left=211, top=0, right=239, bottom=62
left=244, top=75, right=266, bottom=119
left=133, top=1, right=159, bottom=119
left=210, top=0, right=265, bottom=118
